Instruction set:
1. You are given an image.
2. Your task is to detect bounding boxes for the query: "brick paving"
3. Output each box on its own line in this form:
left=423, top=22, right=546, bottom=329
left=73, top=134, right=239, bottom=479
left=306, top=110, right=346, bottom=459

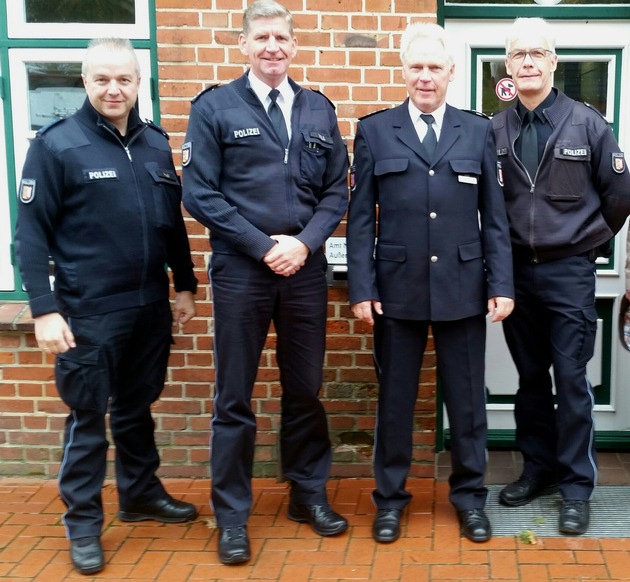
left=2, top=471, right=630, bottom=581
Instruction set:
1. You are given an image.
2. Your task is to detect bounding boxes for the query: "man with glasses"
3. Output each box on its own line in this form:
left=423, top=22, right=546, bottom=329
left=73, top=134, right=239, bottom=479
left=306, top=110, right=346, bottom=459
left=492, top=17, right=630, bottom=535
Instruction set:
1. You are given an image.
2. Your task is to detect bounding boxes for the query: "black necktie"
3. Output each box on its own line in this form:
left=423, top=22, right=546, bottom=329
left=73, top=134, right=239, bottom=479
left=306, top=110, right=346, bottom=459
left=420, top=114, right=437, bottom=160
left=520, top=110, right=538, bottom=179
left=268, top=89, right=289, bottom=148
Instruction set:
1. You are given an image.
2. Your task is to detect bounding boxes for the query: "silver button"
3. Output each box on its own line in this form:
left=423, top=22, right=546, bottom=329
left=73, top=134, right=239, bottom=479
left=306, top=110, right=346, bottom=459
left=429, top=169, right=435, bottom=176
left=429, top=212, right=437, bottom=219
left=430, top=256, right=438, bottom=263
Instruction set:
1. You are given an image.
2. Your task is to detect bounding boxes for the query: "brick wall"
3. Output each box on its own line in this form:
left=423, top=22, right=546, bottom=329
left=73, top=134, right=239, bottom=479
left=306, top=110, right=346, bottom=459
left=0, top=0, right=439, bottom=479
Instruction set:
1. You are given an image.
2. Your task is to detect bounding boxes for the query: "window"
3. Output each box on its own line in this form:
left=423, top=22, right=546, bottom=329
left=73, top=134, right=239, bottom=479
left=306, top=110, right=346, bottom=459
left=0, top=0, right=155, bottom=297
left=7, top=0, right=149, bottom=39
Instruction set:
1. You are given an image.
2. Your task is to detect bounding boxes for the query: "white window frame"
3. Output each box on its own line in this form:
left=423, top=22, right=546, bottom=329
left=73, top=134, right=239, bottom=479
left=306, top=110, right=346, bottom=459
left=0, top=58, right=13, bottom=292
left=6, top=0, right=150, bottom=40
left=9, top=48, right=153, bottom=200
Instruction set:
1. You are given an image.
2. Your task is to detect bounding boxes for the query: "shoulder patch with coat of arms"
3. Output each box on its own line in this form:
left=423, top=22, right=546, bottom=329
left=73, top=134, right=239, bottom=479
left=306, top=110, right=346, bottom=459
left=19, top=179, right=36, bottom=204
left=181, top=142, right=192, bottom=166
left=612, top=152, right=626, bottom=174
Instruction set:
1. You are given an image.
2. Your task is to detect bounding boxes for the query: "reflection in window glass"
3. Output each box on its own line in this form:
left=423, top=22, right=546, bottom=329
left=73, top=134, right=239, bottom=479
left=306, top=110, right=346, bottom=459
left=27, top=63, right=84, bottom=130
left=482, top=59, right=609, bottom=117
left=555, top=61, right=608, bottom=115
left=25, top=0, right=135, bottom=24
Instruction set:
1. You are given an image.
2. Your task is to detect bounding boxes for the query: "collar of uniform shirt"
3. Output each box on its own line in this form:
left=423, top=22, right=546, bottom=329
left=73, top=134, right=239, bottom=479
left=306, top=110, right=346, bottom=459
left=408, top=100, right=446, bottom=142
left=248, top=71, right=294, bottom=136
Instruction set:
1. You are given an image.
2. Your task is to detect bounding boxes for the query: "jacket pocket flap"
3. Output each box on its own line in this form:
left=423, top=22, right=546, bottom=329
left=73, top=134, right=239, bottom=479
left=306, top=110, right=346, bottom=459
left=374, top=158, right=409, bottom=176
left=376, top=243, right=406, bottom=262
left=148, top=167, right=180, bottom=185
left=301, top=130, right=333, bottom=148
left=458, top=241, right=483, bottom=261
left=449, top=159, right=481, bottom=175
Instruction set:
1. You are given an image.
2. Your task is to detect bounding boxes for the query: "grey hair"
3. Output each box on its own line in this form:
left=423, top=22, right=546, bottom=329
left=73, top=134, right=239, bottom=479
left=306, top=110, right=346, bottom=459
left=82, top=38, right=141, bottom=76
left=505, top=18, right=556, bottom=55
left=243, top=0, right=293, bottom=36
left=400, top=22, right=453, bottom=65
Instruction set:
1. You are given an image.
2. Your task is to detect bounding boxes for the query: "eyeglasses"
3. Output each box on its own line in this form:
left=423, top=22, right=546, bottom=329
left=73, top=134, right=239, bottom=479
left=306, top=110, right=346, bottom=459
left=508, top=48, right=553, bottom=63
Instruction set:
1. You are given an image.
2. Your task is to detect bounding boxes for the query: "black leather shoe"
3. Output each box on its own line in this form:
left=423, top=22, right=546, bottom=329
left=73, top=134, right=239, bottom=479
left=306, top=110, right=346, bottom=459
left=559, top=500, right=589, bottom=535
left=118, top=495, right=198, bottom=523
left=372, top=508, right=402, bottom=543
left=458, top=509, right=492, bottom=542
left=287, top=500, right=348, bottom=536
left=70, top=536, right=104, bottom=575
left=218, top=526, right=251, bottom=565
left=500, top=476, right=558, bottom=507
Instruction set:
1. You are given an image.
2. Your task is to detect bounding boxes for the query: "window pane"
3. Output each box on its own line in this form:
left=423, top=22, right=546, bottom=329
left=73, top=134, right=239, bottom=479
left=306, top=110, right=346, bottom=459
left=27, top=63, right=84, bottom=130
left=555, top=61, right=608, bottom=116
left=481, top=59, right=609, bottom=118
left=25, top=0, right=135, bottom=24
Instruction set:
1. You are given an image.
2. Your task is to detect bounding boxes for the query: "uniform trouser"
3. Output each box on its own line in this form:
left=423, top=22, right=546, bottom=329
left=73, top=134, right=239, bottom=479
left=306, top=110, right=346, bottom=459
left=502, top=254, right=598, bottom=500
left=372, top=314, right=488, bottom=512
left=56, top=301, right=172, bottom=539
left=209, top=251, right=333, bottom=527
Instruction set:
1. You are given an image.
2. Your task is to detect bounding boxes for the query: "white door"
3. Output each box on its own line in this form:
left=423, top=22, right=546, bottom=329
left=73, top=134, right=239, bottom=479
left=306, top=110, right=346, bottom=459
left=445, top=20, right=630, bottom=439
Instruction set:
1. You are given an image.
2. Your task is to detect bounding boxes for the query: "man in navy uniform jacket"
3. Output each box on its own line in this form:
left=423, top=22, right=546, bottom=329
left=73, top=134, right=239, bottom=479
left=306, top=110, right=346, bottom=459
left=347, top=22, right=514, bottom=544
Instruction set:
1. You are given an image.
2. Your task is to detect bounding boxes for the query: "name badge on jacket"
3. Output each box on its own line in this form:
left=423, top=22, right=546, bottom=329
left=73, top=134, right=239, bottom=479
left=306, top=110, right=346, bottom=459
left=458, top=175, right=478, bottom=185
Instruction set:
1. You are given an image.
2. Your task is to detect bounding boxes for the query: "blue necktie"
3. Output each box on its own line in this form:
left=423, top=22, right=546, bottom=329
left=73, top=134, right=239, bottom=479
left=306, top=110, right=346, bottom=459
left=520, top=110, right=538, bottom=179
left=268, top=89, right=289, bottom=148
left=420, top=114, right=437, bottom=160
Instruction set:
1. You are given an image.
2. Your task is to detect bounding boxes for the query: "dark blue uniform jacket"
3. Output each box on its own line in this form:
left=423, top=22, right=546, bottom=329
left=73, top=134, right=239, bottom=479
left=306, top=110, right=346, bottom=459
left=15, top=99, right=197, bottom=318
left=181, top=73, right=349, bottom=260
left=492, top=90, right=630, bottom=263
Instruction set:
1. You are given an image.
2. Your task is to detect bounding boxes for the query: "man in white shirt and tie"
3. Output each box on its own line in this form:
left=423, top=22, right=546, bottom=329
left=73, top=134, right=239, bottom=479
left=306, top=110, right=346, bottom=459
left=182, top=0, right=349, bottom=566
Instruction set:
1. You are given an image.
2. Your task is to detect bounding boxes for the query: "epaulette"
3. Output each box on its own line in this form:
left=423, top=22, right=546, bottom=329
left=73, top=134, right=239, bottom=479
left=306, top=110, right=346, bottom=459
left=462, top=109, right=490, bottom=120
left=359, top=107, right=389, bottom=121
left=309, top=88, right=337, bottom=110
left=145, top=119, right=170, bottom=140
left=191, top=83, right=221, bottom=103
left=582, top=101, right=608, bottom=121
left=36, top=117, right=67, bottom=136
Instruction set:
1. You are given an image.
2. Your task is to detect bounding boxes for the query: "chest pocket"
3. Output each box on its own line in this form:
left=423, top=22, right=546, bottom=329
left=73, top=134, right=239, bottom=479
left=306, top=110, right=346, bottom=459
left=300, top=130, right=333, bottom=185
left=449, top=159, right=481, bottom=180
left=374, top=158, right=409, bottom=176
left=547, top=144, right=590, bottom=201
left=147, top=166, right=181, bottom=228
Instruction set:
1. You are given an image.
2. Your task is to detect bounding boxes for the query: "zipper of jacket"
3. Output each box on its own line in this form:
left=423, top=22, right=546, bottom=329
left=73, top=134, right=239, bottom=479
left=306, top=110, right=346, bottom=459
left=99, top=122, right=151, bottom=292
left=513, top=114, right=539, bottom=263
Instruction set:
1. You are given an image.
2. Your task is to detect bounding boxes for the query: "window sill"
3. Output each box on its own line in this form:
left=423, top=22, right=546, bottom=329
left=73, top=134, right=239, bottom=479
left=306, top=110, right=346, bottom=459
left=0, top=302, right=35, bottom=332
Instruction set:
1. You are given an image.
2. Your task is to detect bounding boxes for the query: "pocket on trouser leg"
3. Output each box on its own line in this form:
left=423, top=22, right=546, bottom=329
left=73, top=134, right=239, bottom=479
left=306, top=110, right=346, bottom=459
left=577, top=307, right=598, bottom=363
left=55, top=345, right=108, bottom=413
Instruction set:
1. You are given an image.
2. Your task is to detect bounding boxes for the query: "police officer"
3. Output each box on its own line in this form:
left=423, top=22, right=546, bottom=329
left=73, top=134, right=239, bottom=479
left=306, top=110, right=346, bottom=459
left=14, top=38, right=198, bottom=575
left=182, top=0, right=349, bottom=566
left=347, top=22, right=514, bottom=545
left=492, top=18, right=630, bottom=535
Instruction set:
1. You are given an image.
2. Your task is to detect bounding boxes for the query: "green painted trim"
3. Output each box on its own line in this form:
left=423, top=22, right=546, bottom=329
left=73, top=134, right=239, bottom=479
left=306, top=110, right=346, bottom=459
left=444, top=429, right=630, bottom=450
left=0, top=7, right=22, bottom=298
left=148, top=0, right=160, bottom=124
left=443, top=5, right=630, bottom=19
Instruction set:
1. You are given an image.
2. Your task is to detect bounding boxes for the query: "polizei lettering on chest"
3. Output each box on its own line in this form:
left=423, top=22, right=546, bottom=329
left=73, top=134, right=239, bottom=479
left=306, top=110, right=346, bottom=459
left=233, top=127, right=261, bottom=139
left=560, top=147, right=588, bottom=157
left=84, top=169, right=119, bottom=181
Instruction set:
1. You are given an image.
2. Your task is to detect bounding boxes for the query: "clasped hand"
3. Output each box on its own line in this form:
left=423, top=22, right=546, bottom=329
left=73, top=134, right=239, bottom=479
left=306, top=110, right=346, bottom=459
left=263, top=235, right=309, bottom=276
